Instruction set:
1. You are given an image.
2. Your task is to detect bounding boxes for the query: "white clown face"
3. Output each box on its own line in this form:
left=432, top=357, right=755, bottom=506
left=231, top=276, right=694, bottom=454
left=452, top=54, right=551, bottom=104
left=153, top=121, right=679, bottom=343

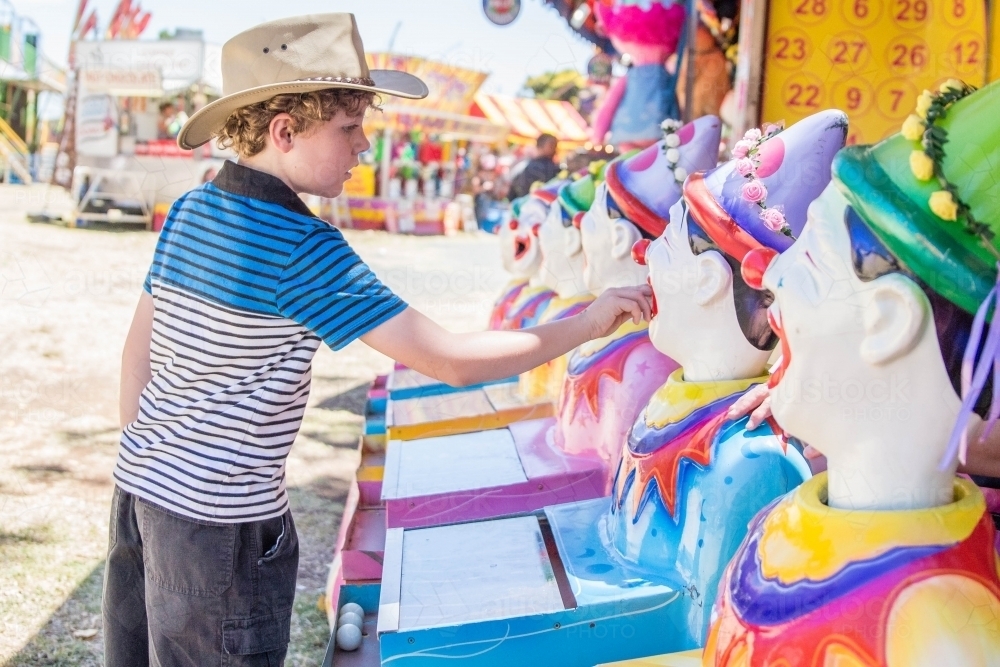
left=537, top=202, right=577, bottom=296
left=645, top=200, right=710, bottom=360
left=580, top=182, right=648, bottom=295
left=497, top=212, right=518, bottom=274
left=762, top=184, right=942, bottom=456
left=507, top=198, right=547, bottom=279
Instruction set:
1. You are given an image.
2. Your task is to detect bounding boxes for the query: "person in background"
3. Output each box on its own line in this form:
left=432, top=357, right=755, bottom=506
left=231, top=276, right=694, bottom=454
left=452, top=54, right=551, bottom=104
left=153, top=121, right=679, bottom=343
left=509, top=133, right=560, bottom=199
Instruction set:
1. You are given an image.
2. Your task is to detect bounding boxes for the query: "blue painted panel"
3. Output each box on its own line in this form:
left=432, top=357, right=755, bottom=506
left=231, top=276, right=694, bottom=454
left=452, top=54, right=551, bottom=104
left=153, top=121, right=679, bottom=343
left=338, top=582, right=382, bottom=616
left=365, top=416, right=386, bottom=436
left=378, top=595, right=695, bottom=666
left=388, top=377, right=519, bottom=401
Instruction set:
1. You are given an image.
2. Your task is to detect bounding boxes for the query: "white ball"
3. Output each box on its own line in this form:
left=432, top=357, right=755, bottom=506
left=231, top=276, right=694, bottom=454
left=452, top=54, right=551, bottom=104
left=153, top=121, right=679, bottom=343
left=338, top=611, right=363, bottom=629
left=665, top=133, right=681, bottom=148
left=336, top=622, right=363, bottom=651
left=665, top=148, right=681, bottom=164
left=339, top=602, right=364, bottom=619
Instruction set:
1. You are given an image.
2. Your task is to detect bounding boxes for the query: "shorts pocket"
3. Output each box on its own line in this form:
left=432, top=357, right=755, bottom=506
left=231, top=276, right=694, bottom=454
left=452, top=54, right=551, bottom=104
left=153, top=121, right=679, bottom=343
left=222, top=610, right=292, bottom=656
left=137, top=499, right=236, bottom=597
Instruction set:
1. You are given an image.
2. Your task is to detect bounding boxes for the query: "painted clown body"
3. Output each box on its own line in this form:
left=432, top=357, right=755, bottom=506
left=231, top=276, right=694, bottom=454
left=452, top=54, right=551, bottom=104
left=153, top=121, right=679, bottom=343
left=704, top=475, right=1000, bottom=666
left=609, top=370, right=810, bottom=641
left=556, top=321, right=676, bottom=471
left=520, top=292, right=595, bottom=401
left=488, top=277, right=529, bottom=330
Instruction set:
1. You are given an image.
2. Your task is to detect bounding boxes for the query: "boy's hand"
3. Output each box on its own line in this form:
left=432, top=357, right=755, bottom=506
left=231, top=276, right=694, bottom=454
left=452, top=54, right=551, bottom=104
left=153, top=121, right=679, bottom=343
left=581, top=285, right=653, bottom=340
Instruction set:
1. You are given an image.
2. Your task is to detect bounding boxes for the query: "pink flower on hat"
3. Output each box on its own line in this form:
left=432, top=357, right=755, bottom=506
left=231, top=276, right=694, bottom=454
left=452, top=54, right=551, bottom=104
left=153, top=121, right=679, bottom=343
left=743, top=128, right=763, bottom=142
left=741, top=180, right=768, bottom=204
left=735, top=158, right=755, bottom=177
left=760, top=207, right=786, bottom=232
left=732, top=141, right=752, bottom=159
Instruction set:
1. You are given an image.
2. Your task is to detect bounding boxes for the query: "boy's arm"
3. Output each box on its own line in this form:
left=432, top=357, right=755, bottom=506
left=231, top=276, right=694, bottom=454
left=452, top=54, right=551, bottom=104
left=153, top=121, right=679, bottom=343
left=120, top=291, right=154, bottom=429
left=361, top=286, right=652, bottom=387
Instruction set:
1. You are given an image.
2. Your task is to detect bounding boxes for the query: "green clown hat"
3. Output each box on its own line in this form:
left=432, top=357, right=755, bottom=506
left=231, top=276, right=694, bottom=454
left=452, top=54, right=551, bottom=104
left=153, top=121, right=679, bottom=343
left=834, top=79, right=1000, bottom=316
left=558, top=161, right=609, bottom=218
left=511, top=195, right=528, bottom=219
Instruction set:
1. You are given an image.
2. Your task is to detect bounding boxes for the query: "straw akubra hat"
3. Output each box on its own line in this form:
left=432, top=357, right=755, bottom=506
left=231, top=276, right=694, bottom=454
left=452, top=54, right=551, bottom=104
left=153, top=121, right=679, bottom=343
left=177, top=13, right=428, bottom=150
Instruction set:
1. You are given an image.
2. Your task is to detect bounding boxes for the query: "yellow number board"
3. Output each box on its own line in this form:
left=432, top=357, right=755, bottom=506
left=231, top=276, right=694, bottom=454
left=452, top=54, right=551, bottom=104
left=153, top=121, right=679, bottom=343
left=762, top=0, right=988, bottom=145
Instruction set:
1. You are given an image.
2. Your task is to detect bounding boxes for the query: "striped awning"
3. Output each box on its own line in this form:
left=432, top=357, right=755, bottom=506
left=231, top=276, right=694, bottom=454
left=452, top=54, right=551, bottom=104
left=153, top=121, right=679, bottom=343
left=471, top=94, right=591, bottom=146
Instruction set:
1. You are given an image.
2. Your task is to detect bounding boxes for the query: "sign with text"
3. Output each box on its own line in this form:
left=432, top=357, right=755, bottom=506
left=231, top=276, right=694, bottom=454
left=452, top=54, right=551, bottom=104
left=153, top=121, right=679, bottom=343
left=81, top=67, right=162, bottom=95
left=761, top=0, right=988, bottom=144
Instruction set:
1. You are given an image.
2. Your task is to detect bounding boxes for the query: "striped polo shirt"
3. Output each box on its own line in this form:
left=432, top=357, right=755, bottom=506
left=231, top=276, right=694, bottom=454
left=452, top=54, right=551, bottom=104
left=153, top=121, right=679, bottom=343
left=115, top=161, right=407, bottom=523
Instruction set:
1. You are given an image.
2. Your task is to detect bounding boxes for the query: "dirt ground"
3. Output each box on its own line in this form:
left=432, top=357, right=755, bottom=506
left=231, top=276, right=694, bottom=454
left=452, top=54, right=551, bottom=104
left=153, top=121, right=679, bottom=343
left=0, top=184, right=507, bottom=666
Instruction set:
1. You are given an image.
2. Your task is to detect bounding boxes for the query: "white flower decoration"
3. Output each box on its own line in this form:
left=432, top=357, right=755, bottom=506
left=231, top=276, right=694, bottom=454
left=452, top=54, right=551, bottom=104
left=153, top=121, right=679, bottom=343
left=665, top=148, right=681, bottom=163
left=673, top=166, right=688, bottom=183
left=664, top=133, right=681, bottom=148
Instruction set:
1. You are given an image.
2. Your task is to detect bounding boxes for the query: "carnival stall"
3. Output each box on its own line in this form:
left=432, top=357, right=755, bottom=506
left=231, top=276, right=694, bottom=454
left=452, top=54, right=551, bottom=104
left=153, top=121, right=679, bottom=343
left=325, top=53, right=594, bottom=236
left=321, top=3, right=1000, bottom=664
left=61, top=35, right=229, bottom=229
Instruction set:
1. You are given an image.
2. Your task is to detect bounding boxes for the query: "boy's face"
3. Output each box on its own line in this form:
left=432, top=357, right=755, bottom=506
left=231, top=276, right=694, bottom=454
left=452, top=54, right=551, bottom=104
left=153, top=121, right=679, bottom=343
left=286, top=109, right=370, bottom=198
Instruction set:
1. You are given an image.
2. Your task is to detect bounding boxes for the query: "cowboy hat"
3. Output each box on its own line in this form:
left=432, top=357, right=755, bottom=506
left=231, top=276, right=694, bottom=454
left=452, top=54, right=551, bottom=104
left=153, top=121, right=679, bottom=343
left=177, top=13, right=428, bottom=150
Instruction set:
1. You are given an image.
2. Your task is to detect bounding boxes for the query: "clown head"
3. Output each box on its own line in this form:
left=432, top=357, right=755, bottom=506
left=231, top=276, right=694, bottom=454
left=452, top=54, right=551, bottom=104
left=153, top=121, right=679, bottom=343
left=594, top=0, right=685, bottom=66
left=505, top=186, right=559, bottom=281
left=582, top=116, right=721, bottom=296
left=643, top=110, right=847, bottom=382
left=763, top=83, right=1000, bottom=510
left=537, top=189, right=588, bottom=298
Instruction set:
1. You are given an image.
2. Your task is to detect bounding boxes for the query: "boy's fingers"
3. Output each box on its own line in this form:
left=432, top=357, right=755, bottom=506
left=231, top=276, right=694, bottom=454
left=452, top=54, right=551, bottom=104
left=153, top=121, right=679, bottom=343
left=727, top=383, right=768, bottom=419
left=747, top=397, right=771, bottom=430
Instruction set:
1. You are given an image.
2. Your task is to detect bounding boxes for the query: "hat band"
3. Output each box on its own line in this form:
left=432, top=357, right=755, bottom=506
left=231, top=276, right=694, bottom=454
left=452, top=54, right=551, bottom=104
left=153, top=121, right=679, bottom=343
left=605, top=161, right=666, bottom=238
left=296, top=75, right=376, bottom=86
left=684, top=172, right=762, bottom=263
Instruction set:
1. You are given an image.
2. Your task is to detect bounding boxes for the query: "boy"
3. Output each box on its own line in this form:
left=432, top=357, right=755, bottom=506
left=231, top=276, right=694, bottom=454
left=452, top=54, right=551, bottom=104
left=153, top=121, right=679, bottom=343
left=106, top=13, right=651, bottom=666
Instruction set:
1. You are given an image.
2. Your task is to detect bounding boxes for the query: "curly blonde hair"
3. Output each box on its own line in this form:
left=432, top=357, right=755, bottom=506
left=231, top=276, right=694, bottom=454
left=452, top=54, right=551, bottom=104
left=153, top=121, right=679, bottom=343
left=216, top=89, right=378, bottom=158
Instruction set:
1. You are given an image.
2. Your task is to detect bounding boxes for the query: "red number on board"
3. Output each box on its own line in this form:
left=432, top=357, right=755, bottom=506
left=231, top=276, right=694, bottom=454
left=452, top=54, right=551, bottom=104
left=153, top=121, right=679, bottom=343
left=891, top=43, right=927, bottom=68
left=788, top=83, right=822, bottom=108
left=895, top=0, right=929, bottom=22
left=794, top=0, right=827, bottom=16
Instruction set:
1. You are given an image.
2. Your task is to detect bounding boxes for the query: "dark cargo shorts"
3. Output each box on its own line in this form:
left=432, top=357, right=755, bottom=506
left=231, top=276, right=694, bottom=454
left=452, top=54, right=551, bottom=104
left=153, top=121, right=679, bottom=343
left=102, top=486, right=298, bottom=667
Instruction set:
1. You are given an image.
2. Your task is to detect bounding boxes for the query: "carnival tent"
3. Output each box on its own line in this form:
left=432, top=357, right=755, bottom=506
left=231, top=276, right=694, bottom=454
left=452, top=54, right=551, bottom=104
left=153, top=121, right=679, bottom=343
left=471, top=93, right=591, bottom=147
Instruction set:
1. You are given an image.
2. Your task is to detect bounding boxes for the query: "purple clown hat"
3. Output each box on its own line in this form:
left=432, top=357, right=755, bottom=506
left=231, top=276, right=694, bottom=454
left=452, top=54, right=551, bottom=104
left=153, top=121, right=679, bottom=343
left=685, top=110, right=848, bottom=268
left=605, top=115, right=722, bottom=238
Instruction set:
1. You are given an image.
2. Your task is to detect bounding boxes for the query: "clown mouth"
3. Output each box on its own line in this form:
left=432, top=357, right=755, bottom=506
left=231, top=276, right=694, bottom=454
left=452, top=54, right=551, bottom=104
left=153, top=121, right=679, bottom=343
left=767, top=306, right=790, bottom=389
left=514, top=236, right=530, bottom=261
left=647, top=276, right=658, bottom=319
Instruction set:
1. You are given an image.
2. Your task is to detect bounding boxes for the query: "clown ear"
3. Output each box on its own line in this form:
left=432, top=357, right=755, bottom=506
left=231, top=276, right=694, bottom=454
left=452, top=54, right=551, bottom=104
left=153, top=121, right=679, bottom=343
left=611, top=219, right=642, bottom=260
left=860, top=274, right=928, bottom=367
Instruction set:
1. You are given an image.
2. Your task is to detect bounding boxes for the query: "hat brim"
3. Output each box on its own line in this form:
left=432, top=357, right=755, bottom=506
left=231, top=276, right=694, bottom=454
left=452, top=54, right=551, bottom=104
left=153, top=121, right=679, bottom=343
left=176, top=69, right=428, bottom=150
left=834, top=145, right=994, bottom=316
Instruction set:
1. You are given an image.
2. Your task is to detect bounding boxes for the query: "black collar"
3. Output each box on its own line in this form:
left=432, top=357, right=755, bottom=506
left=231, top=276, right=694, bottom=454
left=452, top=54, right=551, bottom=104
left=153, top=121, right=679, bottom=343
left=212, top=161, right=316, bottom=218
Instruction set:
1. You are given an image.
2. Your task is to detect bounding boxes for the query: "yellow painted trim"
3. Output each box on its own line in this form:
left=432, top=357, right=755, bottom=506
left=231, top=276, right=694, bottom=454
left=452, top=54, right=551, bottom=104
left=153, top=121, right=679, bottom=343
left=597, top=649, right=704, bottom=666
left=356, top=466, right=384, bottom=482
left=386, top=402, right=555, bottom=441
left=759, top=473, right=985, bottom=584
left=643, top=369, right=766, bottom=430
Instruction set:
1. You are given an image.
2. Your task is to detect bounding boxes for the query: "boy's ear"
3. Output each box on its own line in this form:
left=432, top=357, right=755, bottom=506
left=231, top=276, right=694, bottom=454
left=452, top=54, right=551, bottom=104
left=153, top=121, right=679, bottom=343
left=269, top=113, right=295, bottom=153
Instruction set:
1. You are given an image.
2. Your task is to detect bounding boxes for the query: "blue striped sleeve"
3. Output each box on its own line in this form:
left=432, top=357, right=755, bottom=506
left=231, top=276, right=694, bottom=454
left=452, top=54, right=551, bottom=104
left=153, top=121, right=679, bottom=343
left=276, top=228, right=407, bottom=350
left=143, top=268, right=152, bottom=294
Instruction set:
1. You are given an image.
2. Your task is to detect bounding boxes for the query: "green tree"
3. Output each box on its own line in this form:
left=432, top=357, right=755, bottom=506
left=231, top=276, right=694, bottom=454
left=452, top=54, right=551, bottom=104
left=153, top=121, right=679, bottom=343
left=522, top=69, right=587, bottom=108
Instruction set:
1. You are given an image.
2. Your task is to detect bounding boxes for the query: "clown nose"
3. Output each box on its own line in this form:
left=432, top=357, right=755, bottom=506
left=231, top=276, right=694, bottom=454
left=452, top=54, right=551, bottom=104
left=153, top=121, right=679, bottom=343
left=572, top=212, right=585, bottom=229
left=531, top=224, right=541, bottom=237
left=631, top=239, right=651, bottom=266
left=741, top=247, right=779, bottom=290
left=508, top=220, right=519, bottom=231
